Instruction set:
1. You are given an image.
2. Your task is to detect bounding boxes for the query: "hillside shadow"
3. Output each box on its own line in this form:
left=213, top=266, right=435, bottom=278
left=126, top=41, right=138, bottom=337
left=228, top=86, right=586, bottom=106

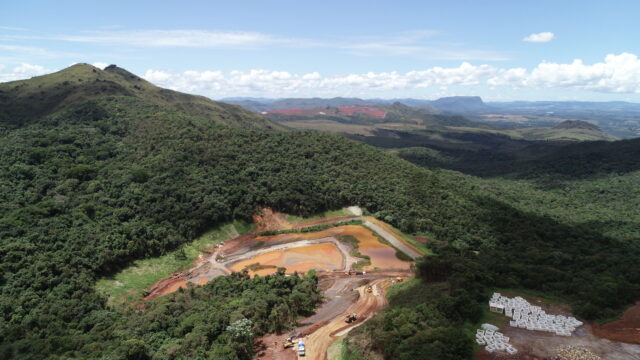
left=378, top=131, right=640, bottom=181
left=466, top=194, right=640, bottom=313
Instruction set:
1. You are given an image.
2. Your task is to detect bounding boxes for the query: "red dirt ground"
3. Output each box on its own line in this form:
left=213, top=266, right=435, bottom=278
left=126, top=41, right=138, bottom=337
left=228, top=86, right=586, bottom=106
left=253, top=208, right=292, bottom=231
left=592, top=301, right=640, bottom=344
left=265, top=106, right=387, bottom=119
left=143, top=209, right=407, bottom=300
left=230, top=242, right=344, bottom=276
left=337, top=106, right=387, bottom=118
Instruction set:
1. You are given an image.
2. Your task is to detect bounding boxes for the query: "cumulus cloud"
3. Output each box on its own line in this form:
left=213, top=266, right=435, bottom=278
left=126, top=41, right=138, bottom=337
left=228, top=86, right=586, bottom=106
left=92, top=62, right=109, bottom=69
left=3, top=53, right=640, bottom=97
left=523, top=32, right=555, bottom=43
left=143, top=53, right=640, bottom=97
left=142, top=62, right=499, bottom=97
left=488, top=53, right=640, bottom=93
left=0, top=63, right=50, bottom=82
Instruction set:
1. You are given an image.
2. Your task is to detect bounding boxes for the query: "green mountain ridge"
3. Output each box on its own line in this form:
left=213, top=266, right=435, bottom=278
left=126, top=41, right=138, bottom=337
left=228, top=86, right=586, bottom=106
left=0, top=63, right=280, bottom=130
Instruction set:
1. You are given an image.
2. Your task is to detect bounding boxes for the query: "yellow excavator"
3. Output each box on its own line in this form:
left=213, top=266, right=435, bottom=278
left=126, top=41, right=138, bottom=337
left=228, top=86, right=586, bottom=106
left=366, top=285, right=373, bottom=293
left=283, top=336, right=295, bottom=349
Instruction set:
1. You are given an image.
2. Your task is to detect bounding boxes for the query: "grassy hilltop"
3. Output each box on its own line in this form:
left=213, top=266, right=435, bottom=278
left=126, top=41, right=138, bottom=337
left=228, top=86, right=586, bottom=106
left=0, top=63, right=280, bottom=130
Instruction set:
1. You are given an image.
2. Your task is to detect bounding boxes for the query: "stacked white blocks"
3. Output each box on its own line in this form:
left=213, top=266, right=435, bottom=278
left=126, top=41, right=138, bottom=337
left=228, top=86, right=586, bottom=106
left=476, top=329, right=517, bottom=355
left=490, top=292, right=583, bottom=336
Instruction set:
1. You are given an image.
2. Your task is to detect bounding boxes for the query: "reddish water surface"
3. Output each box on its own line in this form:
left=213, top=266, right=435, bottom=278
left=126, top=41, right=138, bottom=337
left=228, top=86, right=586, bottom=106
left=230, top=243, right=344, bottom=276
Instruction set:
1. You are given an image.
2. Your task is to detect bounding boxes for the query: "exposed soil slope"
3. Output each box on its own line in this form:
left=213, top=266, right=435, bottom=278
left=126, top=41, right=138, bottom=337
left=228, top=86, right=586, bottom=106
left=592, top=301, right=640, bottom=345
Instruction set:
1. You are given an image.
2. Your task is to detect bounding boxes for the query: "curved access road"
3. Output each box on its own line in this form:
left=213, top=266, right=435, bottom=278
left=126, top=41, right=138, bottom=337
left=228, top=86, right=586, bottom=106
left=302, top=278, right=389, bottom=360
left=363, top=220, right=422, bottom=260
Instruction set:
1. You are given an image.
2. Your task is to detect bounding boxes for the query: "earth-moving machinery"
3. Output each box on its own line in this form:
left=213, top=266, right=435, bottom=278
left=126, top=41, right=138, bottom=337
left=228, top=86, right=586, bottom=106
left=345, top=313, right=358, bottom=323
left=283, top=336, right=295, bottom=349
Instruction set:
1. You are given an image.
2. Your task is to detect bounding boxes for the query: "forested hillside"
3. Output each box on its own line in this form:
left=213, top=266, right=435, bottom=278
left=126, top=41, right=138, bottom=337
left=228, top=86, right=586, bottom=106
left=0, top=92, right=492, bottom=359
left=0, top=63, right=279, bottom=130
left=1, top=66, right=639, bottom=359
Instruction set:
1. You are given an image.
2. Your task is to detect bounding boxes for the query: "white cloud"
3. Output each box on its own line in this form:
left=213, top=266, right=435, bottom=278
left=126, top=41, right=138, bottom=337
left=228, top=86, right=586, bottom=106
left=13, top=63, right=47, bottom=75
left=523, top=32, right=555, bottom=43
left=92, top=62, right=109, bottom=69
left=343, top=31, right=508, bottom=61
left=0, top=63, right=50, bottom=82
left=3, top=53, right=640, bottom=97
left=142, top=62, right=500, bottom=97
left=54, top=30, right=285, bottom=49
left=488, top=53, right=640, bottom=93
left=143, top=53, right=640, bottom=97
left=26, top=28, right=509, bottom=61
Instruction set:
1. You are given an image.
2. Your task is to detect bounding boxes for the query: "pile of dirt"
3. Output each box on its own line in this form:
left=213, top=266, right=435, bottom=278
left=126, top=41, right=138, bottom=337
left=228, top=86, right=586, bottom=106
left=592, top=302, right=640, bottom=344
left=252, top=208, right=291, bottom=231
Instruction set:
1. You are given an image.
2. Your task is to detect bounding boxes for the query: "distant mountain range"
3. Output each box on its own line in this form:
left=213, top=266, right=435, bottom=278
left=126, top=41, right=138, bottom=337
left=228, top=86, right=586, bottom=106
left=220, top=96, right=489, bottom=114
left=221, top=96, right=640, bottom=138
left=221, top=95, right=640, bottom=116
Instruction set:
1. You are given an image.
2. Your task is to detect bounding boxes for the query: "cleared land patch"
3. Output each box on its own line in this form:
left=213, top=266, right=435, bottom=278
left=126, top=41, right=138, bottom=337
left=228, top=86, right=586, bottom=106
left=475, top=290, right=640, bottom=360
left=230, top=242, right=344, bottom=276
left=95, top=221, right=248, bottom=305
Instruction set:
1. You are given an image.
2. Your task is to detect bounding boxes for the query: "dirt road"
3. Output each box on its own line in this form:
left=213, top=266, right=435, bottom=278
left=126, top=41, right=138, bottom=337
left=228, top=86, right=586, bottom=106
left=363, top=220, right=421, bottom=259
left=255, top=272, right=407, bottom=360
left=303, top=279, right=388, bottom=360
left=502, top=323, right=640, bottom=360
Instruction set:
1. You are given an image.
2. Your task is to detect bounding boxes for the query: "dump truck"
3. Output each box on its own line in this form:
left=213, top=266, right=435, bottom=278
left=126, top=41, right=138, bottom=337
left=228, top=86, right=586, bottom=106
left=345, top=313, right=358, bottom=323
left=298, top=341, right=305, bottom=356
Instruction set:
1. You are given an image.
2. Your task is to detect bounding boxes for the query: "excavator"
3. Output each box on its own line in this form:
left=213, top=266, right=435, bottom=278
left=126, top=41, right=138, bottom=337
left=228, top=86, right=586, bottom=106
left=366, top=285, right=373, bottom=293
left=345, top=313, right=358, bottom=323
left=283, top=336, right=295, bottom=349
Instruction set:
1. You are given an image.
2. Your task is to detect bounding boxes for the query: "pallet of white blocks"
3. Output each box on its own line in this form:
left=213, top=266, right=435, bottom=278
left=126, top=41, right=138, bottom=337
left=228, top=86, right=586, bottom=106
left=490, top=292, right=583, bottom=336
left=476, top=328, right=517, bottom=355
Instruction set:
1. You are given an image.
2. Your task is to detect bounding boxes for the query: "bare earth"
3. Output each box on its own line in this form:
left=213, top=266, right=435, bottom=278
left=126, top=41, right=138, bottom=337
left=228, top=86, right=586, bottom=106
left=592, top=301, right=640, bottom=345
left=476, top=304, right=640, bottom=360
left=255, top=272, right=406, bottom=360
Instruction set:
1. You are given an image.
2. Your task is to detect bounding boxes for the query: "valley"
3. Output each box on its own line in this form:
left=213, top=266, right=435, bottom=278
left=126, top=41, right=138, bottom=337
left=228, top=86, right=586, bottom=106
left=100, top=207, right=420, bottom=360
left=2, top=63, right=640, bottom=360
left=98, top=205, right=640, bottom=360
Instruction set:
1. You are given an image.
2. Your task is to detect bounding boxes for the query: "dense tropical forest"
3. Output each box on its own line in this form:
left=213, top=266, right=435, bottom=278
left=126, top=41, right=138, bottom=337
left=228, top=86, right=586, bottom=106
left=1, top=65, right=639, bottom=359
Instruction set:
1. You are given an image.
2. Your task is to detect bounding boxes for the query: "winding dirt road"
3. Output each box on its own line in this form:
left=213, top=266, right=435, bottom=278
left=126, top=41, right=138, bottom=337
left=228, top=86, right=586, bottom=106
left=255, top=272, right=409, bottom=360
left=303, top=279, right=388, bottom=360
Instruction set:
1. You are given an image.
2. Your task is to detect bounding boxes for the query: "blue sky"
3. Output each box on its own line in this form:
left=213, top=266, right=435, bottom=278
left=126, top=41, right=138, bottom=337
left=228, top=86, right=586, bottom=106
left=2, top=0, right=640, bottom=100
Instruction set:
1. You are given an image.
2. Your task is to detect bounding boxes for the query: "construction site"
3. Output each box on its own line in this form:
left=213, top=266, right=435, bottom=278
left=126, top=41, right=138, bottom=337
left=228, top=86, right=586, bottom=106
left=143, top=207, right=420, bottom=359
left=139, top=207, right=640, bottom=360
left=476, top=293, right=640, bottom=360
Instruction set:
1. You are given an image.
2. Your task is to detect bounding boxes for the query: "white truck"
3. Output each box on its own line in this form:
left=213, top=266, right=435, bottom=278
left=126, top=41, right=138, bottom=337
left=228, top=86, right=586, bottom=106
left=297, top=341, right=305, bottom=357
